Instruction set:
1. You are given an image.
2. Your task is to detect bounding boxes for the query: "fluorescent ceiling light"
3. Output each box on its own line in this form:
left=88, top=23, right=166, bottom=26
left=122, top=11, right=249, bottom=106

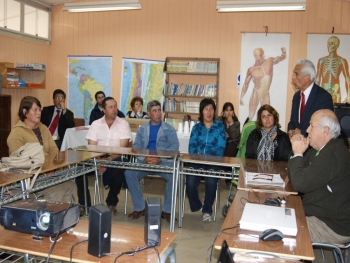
left=63, top=0, right=141, bottom=13
left=217, top=0, right=306, bottom=12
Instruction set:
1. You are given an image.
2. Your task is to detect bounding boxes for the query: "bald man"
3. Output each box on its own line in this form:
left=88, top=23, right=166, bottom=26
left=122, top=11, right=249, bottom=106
left=288, top=109, right=350, bottom=244
left=240, top=47, right=286, bottom=120
left=315, top=36, right=350, bottom=103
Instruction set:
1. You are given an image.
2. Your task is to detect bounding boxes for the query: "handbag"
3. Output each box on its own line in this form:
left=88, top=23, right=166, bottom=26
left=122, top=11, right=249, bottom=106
left=1, top=142, right=45, bottom=190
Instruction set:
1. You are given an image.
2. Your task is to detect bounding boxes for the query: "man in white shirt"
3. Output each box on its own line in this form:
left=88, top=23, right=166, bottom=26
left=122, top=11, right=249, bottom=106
left=84, top=97, right=132, bottom=214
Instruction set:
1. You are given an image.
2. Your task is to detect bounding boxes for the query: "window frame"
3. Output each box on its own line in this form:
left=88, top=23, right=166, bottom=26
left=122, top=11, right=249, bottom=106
left=0, top=0, right=51, bottom=44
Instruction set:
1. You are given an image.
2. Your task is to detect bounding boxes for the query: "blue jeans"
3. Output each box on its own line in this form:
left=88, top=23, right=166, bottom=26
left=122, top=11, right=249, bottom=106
left=186, top=164, right=221, bottom=215
left=125, top=161, right=173, bottom=213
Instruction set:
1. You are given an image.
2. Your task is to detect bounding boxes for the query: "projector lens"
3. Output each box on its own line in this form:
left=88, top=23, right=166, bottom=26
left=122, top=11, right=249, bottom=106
left=38, top=212, right=50, bottom=230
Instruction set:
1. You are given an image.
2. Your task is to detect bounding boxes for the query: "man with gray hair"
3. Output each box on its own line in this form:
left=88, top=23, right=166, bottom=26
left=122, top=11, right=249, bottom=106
left=288, top=109, right=350, bottom=243
left=125, top=100, right=179, bottom=223
left=288, top=59, right=333, bottom=138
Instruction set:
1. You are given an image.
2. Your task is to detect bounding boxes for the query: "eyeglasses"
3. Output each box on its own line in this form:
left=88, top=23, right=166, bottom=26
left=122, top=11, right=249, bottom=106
left=55, top=97, right=65, bottom=100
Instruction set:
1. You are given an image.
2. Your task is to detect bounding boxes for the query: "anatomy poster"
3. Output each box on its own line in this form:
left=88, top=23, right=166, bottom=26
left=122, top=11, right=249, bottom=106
left=307, top=34, right=350, bottom=103
left=239, top=33, right=290, bottom=130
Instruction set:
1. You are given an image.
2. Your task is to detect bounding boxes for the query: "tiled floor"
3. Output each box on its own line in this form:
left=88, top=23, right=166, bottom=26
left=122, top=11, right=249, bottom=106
left=81, top=176, right=339, bottom=263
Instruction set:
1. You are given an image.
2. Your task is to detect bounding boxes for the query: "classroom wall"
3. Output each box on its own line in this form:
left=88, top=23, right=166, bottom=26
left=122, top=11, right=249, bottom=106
left=1, top=0, right=350, bottom=129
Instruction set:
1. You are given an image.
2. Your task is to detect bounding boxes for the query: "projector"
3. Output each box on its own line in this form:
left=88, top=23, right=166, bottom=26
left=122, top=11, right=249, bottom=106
left=0, top=199, right=80, bottom=237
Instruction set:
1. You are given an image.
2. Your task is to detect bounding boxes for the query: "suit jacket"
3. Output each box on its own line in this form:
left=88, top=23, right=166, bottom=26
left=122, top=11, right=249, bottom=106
left=288, top=83, right=333, bottom=136
left=41, top=105, right=75, bottom=140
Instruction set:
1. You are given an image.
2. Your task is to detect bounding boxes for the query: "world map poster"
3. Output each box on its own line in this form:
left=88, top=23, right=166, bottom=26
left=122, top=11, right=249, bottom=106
left=67, top=56, right=112, bottom=125
left=120, top=58, right=165, bottom=114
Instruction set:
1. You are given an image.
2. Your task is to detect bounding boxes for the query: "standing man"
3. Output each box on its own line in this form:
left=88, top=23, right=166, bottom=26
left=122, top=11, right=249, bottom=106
left=89, top=91, right=125, bottom=125
left=240, top=47, right=286, bottom=120
left=288, top=109, right=350, bottom=243
left=288, top=59, right=333, bottom=138
left=83, top=97, right=132, bottom=215
left=125, top=100, right=179, bottom=223
left=41, top=89, right=75, bottom=150
left=315, top=36, right=350, bottom=103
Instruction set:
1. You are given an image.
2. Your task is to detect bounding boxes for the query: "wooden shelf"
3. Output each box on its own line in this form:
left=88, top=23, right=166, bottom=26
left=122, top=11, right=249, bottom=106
left=0, top=66, right=46, bottom=89
left=163, top=57, right=220, bottom=119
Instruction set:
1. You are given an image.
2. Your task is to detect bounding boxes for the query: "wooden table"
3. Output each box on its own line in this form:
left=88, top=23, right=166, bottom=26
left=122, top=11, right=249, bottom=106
left=0, top=220, right=176, bottom=263
left=237, top=159, right=297, bottom=195
left=214, top=190, right=315, bottom=261
left=0, top=171, right=32, bottom=187
left=1, top=150, right=103, bottom=206
left=74, top=145, right=180, bottom=232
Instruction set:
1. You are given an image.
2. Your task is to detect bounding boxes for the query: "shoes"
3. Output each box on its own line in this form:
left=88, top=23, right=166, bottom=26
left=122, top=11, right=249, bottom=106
left=108, top=205, right=117, bottom=215
left=80, top=207, right=86, bottom=217
left=128, top=209, right=145, bottom=219
left=161, top=211, right=177, bottom=223
left=199, top=198, right=204, bottom=212
left=202, top=213, right=212, bottom=223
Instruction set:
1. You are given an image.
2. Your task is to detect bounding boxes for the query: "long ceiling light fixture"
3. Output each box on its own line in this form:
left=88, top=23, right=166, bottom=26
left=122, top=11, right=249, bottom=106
left=63, top=0, right=141, bottom=13
left=217, top=0, right=306, bottom=12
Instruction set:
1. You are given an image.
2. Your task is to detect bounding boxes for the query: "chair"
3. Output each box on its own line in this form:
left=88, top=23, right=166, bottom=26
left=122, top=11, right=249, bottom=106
left=312, top=242, right=350, bottom=263
left=73, top=118, right=85, bottom=127
left=236, top=121, right=256, bottom=158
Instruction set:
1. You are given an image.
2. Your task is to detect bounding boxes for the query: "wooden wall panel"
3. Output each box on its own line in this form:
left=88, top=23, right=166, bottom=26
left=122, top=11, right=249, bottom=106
left=1, top=0, right=350, bottom=131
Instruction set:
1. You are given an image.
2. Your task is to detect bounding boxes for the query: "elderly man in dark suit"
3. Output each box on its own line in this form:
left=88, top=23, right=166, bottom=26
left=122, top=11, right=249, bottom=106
left=288, top=59, right=333, bottom=138
left=41, top=89, right=75, bottom=150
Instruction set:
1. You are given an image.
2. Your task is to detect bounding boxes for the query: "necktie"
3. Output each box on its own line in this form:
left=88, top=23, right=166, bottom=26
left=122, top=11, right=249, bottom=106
left=49, top=110, right=60, bottom=135
left=300, top=92, right=305, bottom=121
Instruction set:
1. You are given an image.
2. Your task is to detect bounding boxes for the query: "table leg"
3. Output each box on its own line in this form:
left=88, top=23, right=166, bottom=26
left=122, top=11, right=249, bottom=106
left=157, top=246, right=176, bottom=263
left=20, top=180, right=27, bottom=199
left=93, top=158, right=101, bottom=204
left=169, top=155, right=178, bottom=232
left=178, top=161, right=184, bottom=228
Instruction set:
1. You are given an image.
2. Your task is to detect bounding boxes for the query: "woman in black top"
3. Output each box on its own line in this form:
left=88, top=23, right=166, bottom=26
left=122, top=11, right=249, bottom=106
left=217, top=102, right=240, bottom=157
left=126, top=96, right=148, bottom=118
left=246, top=104, right=291, bottom=161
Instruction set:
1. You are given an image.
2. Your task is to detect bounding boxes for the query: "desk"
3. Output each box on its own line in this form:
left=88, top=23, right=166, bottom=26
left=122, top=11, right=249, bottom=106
left=0, top=150, right=103, bottom=206
left=61, top=126, right=190, bottom=153
left=0, top=220, right=176, bottom=263
left=75, top=145, right=180, bottom=233
left=177, top=154, right=241, bottom=227
left=237, top=159, right=297, bottom=195
left=0, top=171, right=33, bottom=203
left=214, top=190, right=315, bottom=261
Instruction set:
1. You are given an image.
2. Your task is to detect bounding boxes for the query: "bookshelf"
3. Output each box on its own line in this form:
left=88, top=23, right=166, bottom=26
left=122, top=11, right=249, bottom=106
left=0, top=64, right=46, bottom=89
left=163, top=57, right=220, bottom=119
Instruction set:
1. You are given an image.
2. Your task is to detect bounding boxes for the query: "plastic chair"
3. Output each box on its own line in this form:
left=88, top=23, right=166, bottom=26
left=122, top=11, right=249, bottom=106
left=73, top=118, right=85, bottom=127
left=236, top=121, right=256, bottom=158
left=312, top=242, right=350, bottom=263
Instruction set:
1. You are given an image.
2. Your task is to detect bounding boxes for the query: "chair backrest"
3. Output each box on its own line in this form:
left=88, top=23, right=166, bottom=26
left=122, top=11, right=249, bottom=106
left=74, top=118, right=85, bottom=127
left=236, top=121, right=256, bottom=158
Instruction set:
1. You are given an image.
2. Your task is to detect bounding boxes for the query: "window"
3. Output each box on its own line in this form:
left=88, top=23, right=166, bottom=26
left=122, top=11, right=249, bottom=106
left=0, top=0, right=51, bottom=43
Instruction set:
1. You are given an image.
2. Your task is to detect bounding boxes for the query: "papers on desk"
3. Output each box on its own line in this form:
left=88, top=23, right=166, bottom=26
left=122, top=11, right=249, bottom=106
left=239, top=203, right=298, bottom=236
left=245, top=172, right=285, bottom=187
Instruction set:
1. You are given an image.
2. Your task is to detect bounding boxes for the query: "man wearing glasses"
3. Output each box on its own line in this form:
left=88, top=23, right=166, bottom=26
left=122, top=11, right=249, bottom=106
left=41, top=89, right=75, bottom=149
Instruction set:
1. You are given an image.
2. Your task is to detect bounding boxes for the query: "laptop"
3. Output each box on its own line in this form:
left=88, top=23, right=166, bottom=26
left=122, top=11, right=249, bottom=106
left=217, top=240, right=234, bottom=263
left=239, top=203, right=297, bottom=236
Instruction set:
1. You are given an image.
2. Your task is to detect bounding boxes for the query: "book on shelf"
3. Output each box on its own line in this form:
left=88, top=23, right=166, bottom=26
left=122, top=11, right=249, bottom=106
left=245, top=172, right=285, bottom=187
left=166, top=61, right=218, bottom=73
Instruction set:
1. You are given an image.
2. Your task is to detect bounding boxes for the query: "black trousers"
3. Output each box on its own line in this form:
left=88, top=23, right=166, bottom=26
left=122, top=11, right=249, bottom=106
left=76, top=157, right=126, bottom=207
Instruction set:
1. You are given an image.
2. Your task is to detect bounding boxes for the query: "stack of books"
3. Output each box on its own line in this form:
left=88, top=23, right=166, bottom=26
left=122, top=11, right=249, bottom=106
left=164, top=82, right=217, bottom=97
left=166, top=61, right=217, bottom=73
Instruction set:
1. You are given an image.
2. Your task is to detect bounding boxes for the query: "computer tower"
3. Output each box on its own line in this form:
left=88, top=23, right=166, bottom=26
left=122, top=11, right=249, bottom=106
left=88, top=204, right=111, bottom=257
left=144, top=197, right=161, bottom=246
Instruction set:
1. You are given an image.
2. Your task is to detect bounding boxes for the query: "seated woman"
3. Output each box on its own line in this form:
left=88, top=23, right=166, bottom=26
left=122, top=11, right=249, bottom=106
left=126, top=96, right=148, bottom=118
left=217, top=102, right=241, bottom=157
left=246, top=104, right=291, bottom=161
left=7, top=96, right=76, bottom=202
left=186, top=98, right=226, bottom=223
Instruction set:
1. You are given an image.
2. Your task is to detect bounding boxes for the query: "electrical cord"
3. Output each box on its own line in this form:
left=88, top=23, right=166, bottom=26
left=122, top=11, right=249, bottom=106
left=69, top=239, right=88, bottom=263
left=46, top=195, right=75, bottom=263
left=207, top=224, right=240, bottom=263
left=110, top=242, right=159, bottom=263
